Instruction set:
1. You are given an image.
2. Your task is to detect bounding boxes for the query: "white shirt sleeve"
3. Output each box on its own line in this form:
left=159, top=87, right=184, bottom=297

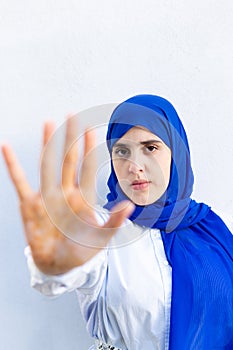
left=24, top=246, right=108, bottom=297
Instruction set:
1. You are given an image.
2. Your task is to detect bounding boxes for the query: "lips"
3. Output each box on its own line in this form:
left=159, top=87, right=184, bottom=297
left=131, top=180, right=150, bottom=190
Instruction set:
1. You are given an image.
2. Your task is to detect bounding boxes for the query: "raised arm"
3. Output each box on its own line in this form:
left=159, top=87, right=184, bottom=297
left=1, top=116, right=134, bottom=275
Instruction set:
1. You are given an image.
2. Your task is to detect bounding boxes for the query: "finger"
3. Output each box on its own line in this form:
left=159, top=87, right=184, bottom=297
left=79, top=128, right=97, bottom=205
left=1, top=144, right=33, bottom=200
left=103, top=200, right=135, bottom=231
left=40, top=121, right=57, bottom=193
left=62, top=115, right=78, bottom=189
left=43, top=120, right=56, bottom=147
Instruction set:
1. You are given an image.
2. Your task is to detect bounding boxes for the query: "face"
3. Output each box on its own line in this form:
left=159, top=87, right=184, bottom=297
left=112, top=126, right=171, bottom=206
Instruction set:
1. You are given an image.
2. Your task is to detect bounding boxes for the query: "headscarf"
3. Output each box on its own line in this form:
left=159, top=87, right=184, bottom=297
left=104, top=94, right=233, bottom=349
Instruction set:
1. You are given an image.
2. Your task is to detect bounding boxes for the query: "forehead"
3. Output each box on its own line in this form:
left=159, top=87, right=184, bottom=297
left=113, top=126, right=163, bottom=144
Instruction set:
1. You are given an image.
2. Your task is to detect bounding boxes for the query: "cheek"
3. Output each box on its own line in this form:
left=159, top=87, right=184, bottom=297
left=160, top=155, right=172, bottom=182
left=112, top=160, right=125, bottom=180
left=151, top=153, right=171, bottom=183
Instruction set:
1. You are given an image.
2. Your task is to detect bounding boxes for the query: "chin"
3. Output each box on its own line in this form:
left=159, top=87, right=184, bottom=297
left=130, top=196, right=152, bottom=206
left=123, top=187, right=165, bottom=206
left=131, top=193, right=165, bottom=206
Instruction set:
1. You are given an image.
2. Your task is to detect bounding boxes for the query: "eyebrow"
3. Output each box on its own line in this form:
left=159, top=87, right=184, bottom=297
left=141, top=140, right=163, bottom=145
left=113, top=139, right=163, bottom=148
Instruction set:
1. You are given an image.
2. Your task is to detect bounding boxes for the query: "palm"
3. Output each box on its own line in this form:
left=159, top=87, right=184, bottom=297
left=2, top=116, right=134, bottom=275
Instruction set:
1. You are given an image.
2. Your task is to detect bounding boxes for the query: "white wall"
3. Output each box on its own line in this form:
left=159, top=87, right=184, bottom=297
left=0, top=1, right=233, bottom=349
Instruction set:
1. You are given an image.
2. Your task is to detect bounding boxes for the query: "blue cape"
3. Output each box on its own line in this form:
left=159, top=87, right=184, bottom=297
left=104, top=94, right=233, bottom=349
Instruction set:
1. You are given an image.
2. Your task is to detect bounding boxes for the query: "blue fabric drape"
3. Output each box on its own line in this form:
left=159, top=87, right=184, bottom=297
left=104, top=94, right=233, bottom=349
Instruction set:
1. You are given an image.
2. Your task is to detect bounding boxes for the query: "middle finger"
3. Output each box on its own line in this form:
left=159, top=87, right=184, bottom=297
left=61, top=115, right=79, bottom=189
left=40, top=121, right=57, bottom=194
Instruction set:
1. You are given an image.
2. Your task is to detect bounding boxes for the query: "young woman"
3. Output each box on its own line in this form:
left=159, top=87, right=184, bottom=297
left=2, top=95, right=233, bottom=349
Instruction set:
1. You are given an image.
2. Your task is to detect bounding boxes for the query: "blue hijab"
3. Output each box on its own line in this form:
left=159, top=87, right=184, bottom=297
left=104, top=94, right=233, bottom=349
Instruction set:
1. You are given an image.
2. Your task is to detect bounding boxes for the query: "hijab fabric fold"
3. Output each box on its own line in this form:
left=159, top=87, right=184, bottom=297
left=104, top=94, right=233, bottom=349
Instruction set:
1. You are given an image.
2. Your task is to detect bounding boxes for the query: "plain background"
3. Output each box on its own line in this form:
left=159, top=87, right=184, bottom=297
left=0, top=1, right=233, bottom=349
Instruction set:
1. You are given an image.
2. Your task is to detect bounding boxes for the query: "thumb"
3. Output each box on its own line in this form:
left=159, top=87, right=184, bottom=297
left=103, top=200, right=135, bottom=230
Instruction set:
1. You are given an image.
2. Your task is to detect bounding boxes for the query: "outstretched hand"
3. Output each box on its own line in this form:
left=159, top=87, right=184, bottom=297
left=1, top=116, right=134, bottom=275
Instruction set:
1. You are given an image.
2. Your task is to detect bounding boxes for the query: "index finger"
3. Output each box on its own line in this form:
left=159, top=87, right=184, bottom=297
left=1, top=144, right=33, bottom=200
left=79, top=128, right=97, bottom=205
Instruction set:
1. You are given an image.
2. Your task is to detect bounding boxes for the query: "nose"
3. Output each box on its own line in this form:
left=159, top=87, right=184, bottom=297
left=128, top=158, right=144, bottom=174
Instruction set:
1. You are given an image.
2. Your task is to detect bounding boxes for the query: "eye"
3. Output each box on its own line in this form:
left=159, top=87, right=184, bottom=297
left=144, top=145, right=158, bottom=153
left=113, top=147, right=130, bottom=158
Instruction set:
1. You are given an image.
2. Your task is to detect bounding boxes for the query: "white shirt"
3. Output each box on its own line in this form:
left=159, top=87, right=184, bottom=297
left=25, top=211, right=233, bottom=350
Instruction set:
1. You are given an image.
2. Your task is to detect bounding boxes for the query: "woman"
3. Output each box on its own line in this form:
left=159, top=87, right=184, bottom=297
left=2, top=94, right=233, bottom=349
